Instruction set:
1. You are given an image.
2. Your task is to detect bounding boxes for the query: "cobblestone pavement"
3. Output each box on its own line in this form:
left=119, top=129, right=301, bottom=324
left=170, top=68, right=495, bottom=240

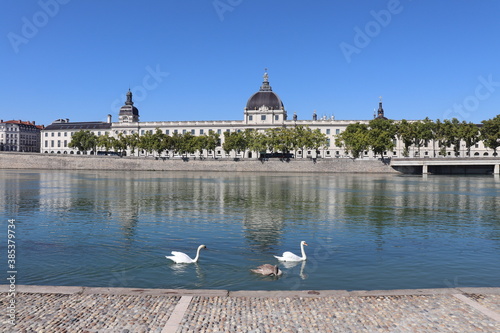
left=1, top=286, right=499, bottom=332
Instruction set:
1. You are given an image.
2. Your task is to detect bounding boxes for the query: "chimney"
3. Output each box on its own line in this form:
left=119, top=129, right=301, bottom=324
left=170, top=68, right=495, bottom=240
left=33, top=121, right=36, bottom=125
left=66, top=118, right=69, bottom=123
left=107, top=114, right=112, bottom=123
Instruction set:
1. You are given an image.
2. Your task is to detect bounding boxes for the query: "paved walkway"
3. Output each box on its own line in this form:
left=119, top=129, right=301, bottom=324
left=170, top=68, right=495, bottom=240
left=1, top=285, right=499, bottom=332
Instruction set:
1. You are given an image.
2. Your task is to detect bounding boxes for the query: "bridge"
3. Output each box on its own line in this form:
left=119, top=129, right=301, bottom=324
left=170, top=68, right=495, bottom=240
left=390, top=157, right=500, bottom=175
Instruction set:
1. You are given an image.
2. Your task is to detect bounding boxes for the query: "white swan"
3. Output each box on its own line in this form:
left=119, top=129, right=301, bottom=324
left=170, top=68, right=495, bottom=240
left=251, top=264, right=283, bottom=276
left=166, top=244, right=206, bottom=264
left=274, top=241, right=308, bottom=262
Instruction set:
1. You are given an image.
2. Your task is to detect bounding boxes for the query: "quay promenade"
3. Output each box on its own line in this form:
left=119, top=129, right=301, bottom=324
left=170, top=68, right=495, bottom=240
left=1, top=285, right=499, bottom=332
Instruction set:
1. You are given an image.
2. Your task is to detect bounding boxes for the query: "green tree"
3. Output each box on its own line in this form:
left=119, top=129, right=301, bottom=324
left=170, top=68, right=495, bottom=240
left=245, top=129, right=267, bottom=158
left=194, top=135, right=208, bottom=158
left=396, top=119, right=415, bottom=157
left=97, top=133, right=113, bottom=153
left=126, top=133, right=140, bottom=156
left=152, top=128, right=167, bottom=157
left=414, top=118, right=436, bottom=156
left=223, top=131, right=247, bottom=156
left=434, top=119, right=447, bottom=156
left=265, top=127, right=296, bottom=155
left=68, top=130, right=97, bottom=154
left=139, top=130, right=155, bottom=156
left=480, top=115, right=500, bottom=155
left=309, top=128, right=329, bottom=157
left=178, top=132, right=197, bottom=157
left=169, top=132, right=182, bottom=156
left=335, top=123, right=369, bottom=158
left=368, top=118, right=396, bottom=158
left=442, top=118, right=461, bottom=156
left=206, top=130, right=220, bottom=158
left=113, top=133, right=127, bottom=155
left=458, top=121, right=479, bottom=156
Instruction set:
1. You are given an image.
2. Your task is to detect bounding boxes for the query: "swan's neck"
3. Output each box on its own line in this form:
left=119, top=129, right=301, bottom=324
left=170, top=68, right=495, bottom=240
left=300, top=243, right=307, bottom=260
left=193, top=247, right=202, bottom=262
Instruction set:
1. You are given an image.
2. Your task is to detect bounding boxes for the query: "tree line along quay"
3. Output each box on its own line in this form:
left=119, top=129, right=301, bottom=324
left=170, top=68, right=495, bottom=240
left=8, top=72, right=500, bottom=159
left=66, top=115, right=500, bottom=159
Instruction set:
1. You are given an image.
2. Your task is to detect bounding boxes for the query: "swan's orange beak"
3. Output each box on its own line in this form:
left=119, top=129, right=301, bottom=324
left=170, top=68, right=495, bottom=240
left=304, top=242, right=308, bottom=246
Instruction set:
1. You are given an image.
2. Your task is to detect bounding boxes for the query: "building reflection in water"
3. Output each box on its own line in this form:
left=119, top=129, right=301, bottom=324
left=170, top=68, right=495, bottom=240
left=1, top=170, right=499, bottom=250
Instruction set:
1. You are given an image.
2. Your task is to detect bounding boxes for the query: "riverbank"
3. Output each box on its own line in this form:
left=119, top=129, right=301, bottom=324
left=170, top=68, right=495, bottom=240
left=0, top=152, right=399, bottom=173
left=1, top=285, right=499, bottom=332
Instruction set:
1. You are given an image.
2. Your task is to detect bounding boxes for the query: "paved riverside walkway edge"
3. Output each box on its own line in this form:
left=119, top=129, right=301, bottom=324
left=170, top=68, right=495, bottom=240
left=2, top=285, right=500, bottom=332
left=6, top=284, right=500, bottom=297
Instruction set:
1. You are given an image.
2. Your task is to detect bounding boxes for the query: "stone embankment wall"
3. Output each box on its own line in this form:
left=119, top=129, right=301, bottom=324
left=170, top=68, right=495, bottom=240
left=0, top=153, right=399, bottom=173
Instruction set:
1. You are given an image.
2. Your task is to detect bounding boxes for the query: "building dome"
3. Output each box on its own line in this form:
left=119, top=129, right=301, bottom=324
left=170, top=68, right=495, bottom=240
left=119, top=104, right=139, bottom=117
left=245, top=71, right=284, bottom=110
left=118, top=89, right=139, bottom=122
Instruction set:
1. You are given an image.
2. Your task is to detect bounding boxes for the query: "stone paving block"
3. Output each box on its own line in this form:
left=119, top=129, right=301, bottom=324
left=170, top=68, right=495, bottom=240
left=0, top=292, right=180, bottom=333
left=1, top=288, right=499, bottom=332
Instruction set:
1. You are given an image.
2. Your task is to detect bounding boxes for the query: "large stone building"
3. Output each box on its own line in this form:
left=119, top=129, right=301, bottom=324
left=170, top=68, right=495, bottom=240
left=40, top=71, right=494, bottom=158
left=0, top=119, right=43, bottom=152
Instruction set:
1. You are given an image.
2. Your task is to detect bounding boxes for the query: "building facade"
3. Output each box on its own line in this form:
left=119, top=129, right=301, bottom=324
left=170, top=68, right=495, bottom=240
left=40, top=72, right=495, bottom=158
left=0, top=120, right=43, bottom=152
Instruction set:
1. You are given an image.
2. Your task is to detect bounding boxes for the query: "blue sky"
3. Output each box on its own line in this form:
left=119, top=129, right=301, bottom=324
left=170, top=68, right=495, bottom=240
left=2, top=0, right=500, bottom=126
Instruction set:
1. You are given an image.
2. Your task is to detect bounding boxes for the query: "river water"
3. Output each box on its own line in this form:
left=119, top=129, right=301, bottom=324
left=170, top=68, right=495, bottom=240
left=1, top=169, right=499, bottom=291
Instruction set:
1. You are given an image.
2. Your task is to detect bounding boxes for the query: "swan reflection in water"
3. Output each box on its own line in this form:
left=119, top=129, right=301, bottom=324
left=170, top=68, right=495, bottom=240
left=169, top=262, right=204, bottom=282
left=282, top=260, right=307, bottom=280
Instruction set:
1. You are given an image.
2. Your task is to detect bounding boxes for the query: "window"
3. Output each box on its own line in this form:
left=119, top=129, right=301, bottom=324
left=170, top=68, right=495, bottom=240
left=261, top=115, right=266, bottom=121
left=64, top=132, right=67, bottom=136
left=217, top=129, right=221, bottom=134
left=191, top=129, right=195, bottom=135
left=51, top=132, right=54, bottom=137
left=275, top=115, right=279, bottom=121
left=57, top=140, right=61, bottom=147
left=336, top=129, right=340, bottom=135
left=45, top=133, right=48, bottom=137
left=165, top=129, right=169, bottom=135
left=183, top=129, right=187, bottom=134
left=200, top=129, right=204, bottom=135
left=326, top=129, right=331, bottom=135
left=141, top=130, right=145, bottom=135
left=58, top=132, right=61, bottom=137
left=64, top=140, right=67, bottom=147
left=51, top=140, right=54, bottom=147
left=174, top=130, right=178, bottom=134
left=249, top=115, right=253, bottom=121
